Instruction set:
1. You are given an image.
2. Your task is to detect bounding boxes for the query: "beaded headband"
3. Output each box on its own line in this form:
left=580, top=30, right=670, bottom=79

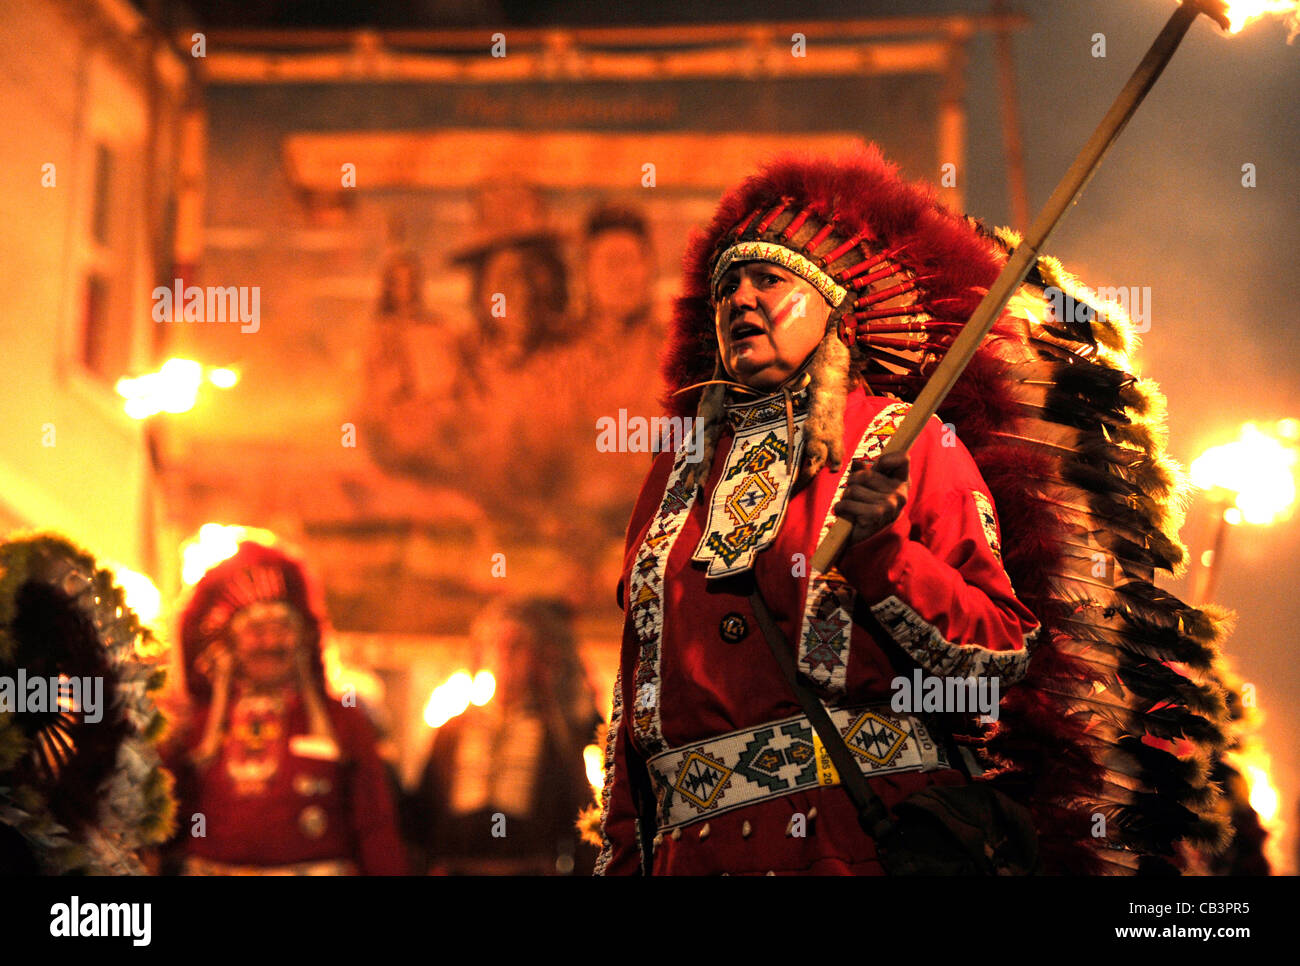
left=705, top=194, right=926, bottom=351
left=710, top=240, right=849, bottom=308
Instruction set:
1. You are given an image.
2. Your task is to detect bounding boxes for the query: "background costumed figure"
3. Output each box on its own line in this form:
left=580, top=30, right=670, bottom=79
left=413, top=596, right=601, bottom=875
left=161, top=540, right=406, bottom=874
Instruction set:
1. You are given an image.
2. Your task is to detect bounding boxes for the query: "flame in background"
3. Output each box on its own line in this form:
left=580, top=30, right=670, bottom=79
left=208, top=367, right=240, bottom=389
left=1219, top=0, right=1300, bottom=37
left=423, top=669, right=495, bottom=728
left=1191, top=421, right=1298, bottom=525
left=117, top=358, right=201, bottom=419
left=116, top=358, right=238, bottom=419
left=322, top=643, right=386, bottom=708
left=106, top=562, right=162, bottom=629
left=583, top=742, right=604, bottom=796
left=1226, top=743, right=1288, bottom=873
left=585, top=693, right=616, bottom=798
left=180, top=523, right=280, bottom=586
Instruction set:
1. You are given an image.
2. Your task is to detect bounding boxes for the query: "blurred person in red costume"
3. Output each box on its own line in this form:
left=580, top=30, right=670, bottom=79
left=161, top=541, right=406, bottom=875
left=593, top=148, right=1042, bottom=876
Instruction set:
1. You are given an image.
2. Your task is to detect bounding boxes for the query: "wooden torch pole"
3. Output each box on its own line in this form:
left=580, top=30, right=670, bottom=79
left=812, top=0, right=1227, bottom=573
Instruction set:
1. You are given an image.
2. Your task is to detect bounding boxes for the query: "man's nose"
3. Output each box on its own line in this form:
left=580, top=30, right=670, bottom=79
left=728, top=276, right=759, bottom=310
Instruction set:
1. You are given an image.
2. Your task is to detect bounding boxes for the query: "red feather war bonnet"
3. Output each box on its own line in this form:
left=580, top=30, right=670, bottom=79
left=663, top=145, right=1234, bottom=875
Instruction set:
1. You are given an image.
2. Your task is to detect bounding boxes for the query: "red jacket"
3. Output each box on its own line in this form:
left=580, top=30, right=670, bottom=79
left=167, top=693, right=407, bottom=875
left=595, top=386, right=1039, bottom=875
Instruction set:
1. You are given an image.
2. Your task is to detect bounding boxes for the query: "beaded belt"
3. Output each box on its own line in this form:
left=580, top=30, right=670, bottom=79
left=183, top=855, right=357, bottom=876
left=644, top=705, right=949, bottom=832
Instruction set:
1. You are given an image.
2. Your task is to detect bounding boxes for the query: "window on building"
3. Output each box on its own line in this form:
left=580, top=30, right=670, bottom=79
left=79, top=140, right=133, bottom=382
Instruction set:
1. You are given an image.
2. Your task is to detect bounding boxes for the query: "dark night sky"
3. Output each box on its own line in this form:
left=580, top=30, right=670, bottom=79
left=172, top=0, right=1300, bottom=868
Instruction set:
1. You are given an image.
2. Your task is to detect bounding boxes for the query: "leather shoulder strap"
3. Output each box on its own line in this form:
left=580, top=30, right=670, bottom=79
left=745, top=584, right=895, bottom=841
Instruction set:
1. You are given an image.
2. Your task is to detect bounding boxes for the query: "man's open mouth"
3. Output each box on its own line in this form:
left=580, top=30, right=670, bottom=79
left=730, top=321, right=764, bottom=340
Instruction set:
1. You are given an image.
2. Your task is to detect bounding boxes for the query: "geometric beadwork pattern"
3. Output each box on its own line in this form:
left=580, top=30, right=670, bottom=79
left=971, top=489, right=1002, bottom=561
left=734, top=721, right=817, bottom=792
left=724, top=385, right=811, bottom=433
left=796, top=402, right=912, bottom=692
left=627, top=444, right=701, bottom=755
left=671, top=751, right=734, bottom=810
left=711, top=240, right=849, bottom=308
left=693, top=422, right=805, bottom=578
left=646, top=705, right=947, bottom=832
left=843, top=710, right=907, bottom=766
left=594, top=664, right=626, bottom=876
left=624, top=385, right=812, bottom=755
left=869, top=595, right=1032, bottom=685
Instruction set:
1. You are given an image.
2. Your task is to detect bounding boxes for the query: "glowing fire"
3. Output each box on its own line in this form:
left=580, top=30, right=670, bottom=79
left=423, top=669, right=496, bottom=728
left=117, top=358, right=201, bottom=419
left=584, top=696, right=617, bottom=797
left=1226, top=743, right=1287, bottom=873
left=583, top=743, right=604, bottom=796
left=470, top=670, right=496, bottom=706
left=1243, top=763, right=1279, bottom=820
left=1220, top=0, right=1300, bottom=34
left=116, top=358, right=238, bottom=419
left=208, top=367, right=240, bottom=389
left=181, top=523, right=280, bottom=585
left=105, top=562, right=162, bottom=628
left=1191, top=421, right=1298, bottom=525
left=322, top=644, right=385, bottom=708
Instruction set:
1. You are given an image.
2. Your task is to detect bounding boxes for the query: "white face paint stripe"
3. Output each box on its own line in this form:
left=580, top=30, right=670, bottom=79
left=711, top=242, right=848, bottom=308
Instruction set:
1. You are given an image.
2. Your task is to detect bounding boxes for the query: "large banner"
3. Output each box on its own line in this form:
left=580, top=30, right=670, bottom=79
left=172, top=27, right=960, bottom=636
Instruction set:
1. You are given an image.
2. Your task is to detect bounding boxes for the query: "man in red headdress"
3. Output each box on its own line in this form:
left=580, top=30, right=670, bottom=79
left=162, top=541, right=407, bottom=875
left=594, top=148, right=1041, bottom=875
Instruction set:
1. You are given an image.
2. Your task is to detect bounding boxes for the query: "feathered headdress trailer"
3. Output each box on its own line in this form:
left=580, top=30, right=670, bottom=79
left=0, top=535, right=175, bottom=874
left=659, top=145, right=1232, bottom=874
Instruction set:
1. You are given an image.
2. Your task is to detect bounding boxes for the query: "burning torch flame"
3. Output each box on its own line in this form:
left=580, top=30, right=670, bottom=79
left=583, top=743, right=604, bottom=796
left=1191, top=421, right=1298, bottom=525
left=322, top=644, right=386, bottom=707
left=117, top=358, right=201, bottom=419
left=181, top=523, right=280, bottom=586
left=116, top=358, right=239, bottom=419
left=423, top=669, right=496, bottom=728
left=1243, top=763, right=1279, bottom=821
left=208, top=367, right=240, bottom=389
left=1219, top=0, right=1300, bottom=35
left=106, top=563, right=162, bottom=628
left=1226, top=743, right=1287, bottom=873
